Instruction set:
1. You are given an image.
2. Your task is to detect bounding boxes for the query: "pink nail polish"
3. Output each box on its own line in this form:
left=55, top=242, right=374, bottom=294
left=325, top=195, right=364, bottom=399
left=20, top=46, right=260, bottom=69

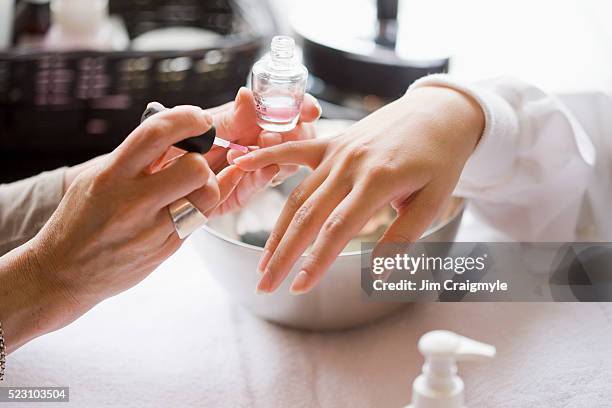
left=258, top=249, right=272, bottom=274
left=290, top=270, right=310, bottom=295
left=256, top=271, right=272, bottom=294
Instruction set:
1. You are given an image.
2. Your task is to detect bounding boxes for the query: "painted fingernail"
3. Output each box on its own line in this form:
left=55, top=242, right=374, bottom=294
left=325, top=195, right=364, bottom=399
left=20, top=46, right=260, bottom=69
left=290, top=270, right=310, bottom=295
left=258, top=249, right=272, bottom=274
left=256, top=271, right=272, bottom=294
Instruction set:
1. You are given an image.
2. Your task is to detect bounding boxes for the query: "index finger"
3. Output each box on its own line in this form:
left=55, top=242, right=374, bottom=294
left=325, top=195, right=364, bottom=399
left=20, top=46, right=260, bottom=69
left=114, top=105, right=213, bottom=176
left=233, top=139, right=327, bottom=171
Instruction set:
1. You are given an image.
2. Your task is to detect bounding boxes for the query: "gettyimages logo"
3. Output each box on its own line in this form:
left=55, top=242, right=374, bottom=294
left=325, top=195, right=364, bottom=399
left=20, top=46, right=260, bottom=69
left=360, top=242, right=612, bottom=302
left=371, top=253, right=488, bottom=275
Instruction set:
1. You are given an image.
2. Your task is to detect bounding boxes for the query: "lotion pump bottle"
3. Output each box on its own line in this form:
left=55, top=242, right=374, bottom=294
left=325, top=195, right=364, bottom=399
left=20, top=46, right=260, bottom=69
left=251, top=35, right=308, bottom=132
left=407, top=330, right=496, bottom=408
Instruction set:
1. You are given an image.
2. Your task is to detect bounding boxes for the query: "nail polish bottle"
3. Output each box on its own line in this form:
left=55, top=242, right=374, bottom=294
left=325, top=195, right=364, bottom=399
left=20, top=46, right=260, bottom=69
left=251, top=36, right=308, bottom=132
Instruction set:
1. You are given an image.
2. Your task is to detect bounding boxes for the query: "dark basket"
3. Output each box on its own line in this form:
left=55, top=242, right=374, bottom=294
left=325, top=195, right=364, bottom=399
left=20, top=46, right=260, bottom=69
left=0, top=0, right=269, bottom=182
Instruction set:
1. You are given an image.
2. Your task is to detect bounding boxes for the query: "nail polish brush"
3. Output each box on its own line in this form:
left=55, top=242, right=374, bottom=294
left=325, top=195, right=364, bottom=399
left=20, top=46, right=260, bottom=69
left=141, top=102, right=249, bottom=154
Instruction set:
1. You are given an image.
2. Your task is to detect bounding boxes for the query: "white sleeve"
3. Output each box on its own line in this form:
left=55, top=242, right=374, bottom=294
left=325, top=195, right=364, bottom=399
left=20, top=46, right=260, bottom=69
left=409, top=75, right=596, bottom=241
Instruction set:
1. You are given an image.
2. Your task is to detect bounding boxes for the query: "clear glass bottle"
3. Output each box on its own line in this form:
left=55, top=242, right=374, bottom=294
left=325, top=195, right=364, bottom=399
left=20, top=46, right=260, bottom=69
left=251, top=36, right=308, bottom=132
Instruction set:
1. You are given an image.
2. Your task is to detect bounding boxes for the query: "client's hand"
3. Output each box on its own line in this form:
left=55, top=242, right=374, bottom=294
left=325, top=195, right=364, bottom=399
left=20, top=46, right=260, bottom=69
left=0, top=106, right=240, bottom=353
left=234, top=86, right=485, bottom=294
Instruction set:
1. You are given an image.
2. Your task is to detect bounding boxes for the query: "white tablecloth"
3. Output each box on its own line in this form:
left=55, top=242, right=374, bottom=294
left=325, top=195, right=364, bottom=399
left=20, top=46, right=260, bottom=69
left=7, top=210, right=612, bottom=407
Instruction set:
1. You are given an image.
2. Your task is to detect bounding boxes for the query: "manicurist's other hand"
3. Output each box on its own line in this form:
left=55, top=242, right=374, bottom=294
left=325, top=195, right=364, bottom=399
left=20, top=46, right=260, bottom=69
left=208, top=88, right=320, bottom=216
left=234, top=86, right=485, bottom=295
left=0, top=106, right=241, bottom=353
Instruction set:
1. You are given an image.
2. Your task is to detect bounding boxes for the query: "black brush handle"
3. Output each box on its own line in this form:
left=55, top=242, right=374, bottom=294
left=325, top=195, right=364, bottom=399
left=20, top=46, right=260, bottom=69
left=141, top=103, right=216, bottom=154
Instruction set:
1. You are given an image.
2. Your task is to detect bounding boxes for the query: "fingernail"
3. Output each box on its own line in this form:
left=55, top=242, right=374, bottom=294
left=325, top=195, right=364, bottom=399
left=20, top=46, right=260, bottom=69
left=290, top=270, right=310, bottom=295
left=258, top=249, right=272, bottom=274
left=256, top=271, right=272, bottom=294
left=231, top=167, right=245, bottom=184
left=236, top=87, right=250, bottom=103
left=147, top=101, right=165, bottom=111
left=233, top=153, right=253, bottom=166
left=315, top=102, right=323, bottom=118
left=263, top=164, right=280, bottom=179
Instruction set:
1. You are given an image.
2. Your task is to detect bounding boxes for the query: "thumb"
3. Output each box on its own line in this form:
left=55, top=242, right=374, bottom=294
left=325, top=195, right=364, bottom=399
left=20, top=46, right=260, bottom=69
left=216, top=87, right=259, bottom=143
left=299, top=94, right=322, bottom=123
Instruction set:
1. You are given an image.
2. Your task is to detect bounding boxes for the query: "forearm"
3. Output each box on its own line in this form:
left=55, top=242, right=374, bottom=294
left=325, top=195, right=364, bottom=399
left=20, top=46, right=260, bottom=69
left=0, top=168, right=66, bottom=256
left=411, top=74, right=595, bottom=241
left=0, top=240, right=75, bottom=354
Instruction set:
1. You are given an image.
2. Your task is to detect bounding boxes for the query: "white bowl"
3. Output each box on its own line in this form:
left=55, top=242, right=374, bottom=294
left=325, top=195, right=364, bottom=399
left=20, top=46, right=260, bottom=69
left=192, top=194, right=464, bottom=331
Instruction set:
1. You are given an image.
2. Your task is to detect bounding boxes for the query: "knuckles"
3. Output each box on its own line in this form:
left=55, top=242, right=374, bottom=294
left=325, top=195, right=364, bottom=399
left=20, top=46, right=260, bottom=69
left=293, top=202, right=314, bottom=227
left=322, top=212, right=347, bottom=236
left=286, top=185, right=307, bottom=210
left=182, top=153, right=213, bottom=180
left=196, top=182, right=221, bottom=212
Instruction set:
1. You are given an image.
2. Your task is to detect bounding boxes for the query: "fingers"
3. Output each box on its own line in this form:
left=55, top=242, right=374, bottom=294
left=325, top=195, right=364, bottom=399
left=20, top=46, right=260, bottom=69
left=115, top=105, right=213, bottom=176
left=256, top=167, right=329, bottom=275
left=288, top=187, right=387, bottom=294
left=377, top=187, right=443, bottom=245
left=143, top=152, right=216, bottom=208
left=299, top=94, right=322, bottom=123
left=147, top=146, right=184, bottom=174
left=216, top=165, right=246, bottom=205
left=233, top=139, right=327, bottom=171
left=215, top=87, right=260, bottom=144
left=210, top=165, right=280, bottom=217
left=256, top=175, right=350, bottom=293
left=185, top=179, right=222, bottom=216
left=257, top=131, right=299, bottom=184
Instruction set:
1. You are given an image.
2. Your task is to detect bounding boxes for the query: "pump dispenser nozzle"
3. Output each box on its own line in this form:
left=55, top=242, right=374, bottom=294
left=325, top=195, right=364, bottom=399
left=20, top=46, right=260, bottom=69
left=407, top=330, right=496, bottom=408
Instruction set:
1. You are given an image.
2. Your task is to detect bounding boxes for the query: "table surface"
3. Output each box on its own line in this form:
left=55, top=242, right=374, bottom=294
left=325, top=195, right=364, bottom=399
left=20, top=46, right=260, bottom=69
left=8, top=1, right=612, bottom=406
left=7, top=211, right=612, bottom=407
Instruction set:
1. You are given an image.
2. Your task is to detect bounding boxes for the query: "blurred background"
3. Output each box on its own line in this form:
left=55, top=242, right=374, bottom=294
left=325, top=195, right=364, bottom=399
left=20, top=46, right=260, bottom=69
left=1, top=0, right=611, bottom=183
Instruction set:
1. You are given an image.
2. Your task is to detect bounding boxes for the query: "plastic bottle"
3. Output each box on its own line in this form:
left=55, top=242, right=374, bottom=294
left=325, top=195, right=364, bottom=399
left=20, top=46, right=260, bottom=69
left=251, top=35, right=308, bottom=132
left=406, top=330, right=496, bottom=408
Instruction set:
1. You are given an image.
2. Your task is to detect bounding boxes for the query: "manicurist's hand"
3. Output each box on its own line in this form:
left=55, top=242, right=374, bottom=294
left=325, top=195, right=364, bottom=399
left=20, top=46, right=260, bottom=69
left=233, top=86, right=485, bottom=295
left=62, top=89, right=321, bottom=215
left=0, top=106, right=243, bottom=353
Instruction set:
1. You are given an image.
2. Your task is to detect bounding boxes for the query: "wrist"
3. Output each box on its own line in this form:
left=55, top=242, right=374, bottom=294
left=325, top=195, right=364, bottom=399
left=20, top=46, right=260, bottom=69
left=0, top=240, right=81, bottom=353
left=402, top=85, right=485, bottom=153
